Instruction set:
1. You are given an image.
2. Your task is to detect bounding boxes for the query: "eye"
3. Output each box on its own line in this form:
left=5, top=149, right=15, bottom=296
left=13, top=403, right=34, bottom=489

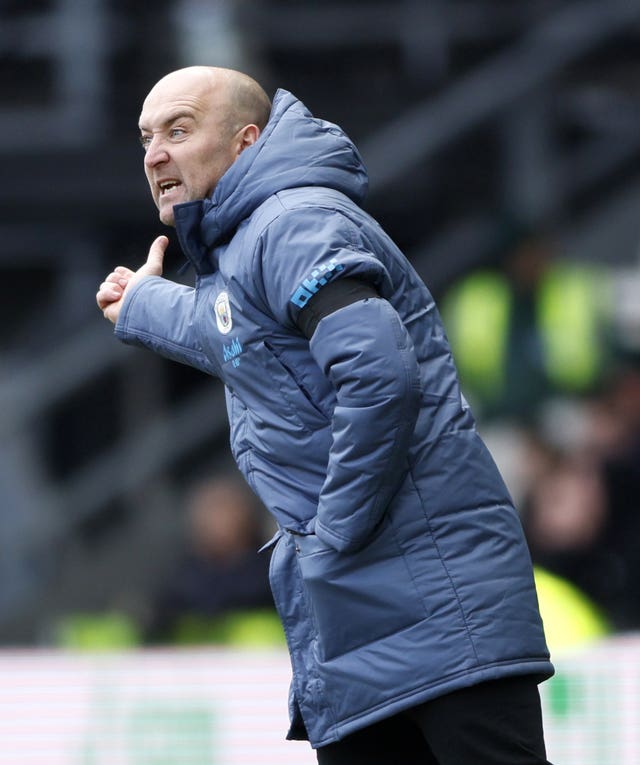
left=170, top=127, right=186, bottom=139
left=139, top=134, right=152, bottom=151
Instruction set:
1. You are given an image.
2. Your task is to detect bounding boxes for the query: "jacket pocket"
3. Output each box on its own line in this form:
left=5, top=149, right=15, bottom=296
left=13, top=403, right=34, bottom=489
left=263, top=341, right=331, bottom=425
left=295, top=519, right=426, bottom=661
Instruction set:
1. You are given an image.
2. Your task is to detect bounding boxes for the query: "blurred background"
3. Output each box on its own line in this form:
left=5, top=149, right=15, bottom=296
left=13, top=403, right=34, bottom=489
left=3, top=2, right=640, bottom=762
left=2, top=0, right=640, bottom=659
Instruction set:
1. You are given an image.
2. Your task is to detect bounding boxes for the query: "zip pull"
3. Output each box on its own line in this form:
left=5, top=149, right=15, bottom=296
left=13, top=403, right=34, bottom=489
left=258, top=528, right=283, bottom=554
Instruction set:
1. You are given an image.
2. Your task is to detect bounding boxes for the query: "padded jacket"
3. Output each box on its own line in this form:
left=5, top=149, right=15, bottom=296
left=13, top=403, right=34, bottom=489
left=115, top=89, right=553, bottom=747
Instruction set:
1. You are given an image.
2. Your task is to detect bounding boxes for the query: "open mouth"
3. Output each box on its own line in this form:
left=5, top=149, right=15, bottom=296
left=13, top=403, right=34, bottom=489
left=159, top=180, right=181, bottom=196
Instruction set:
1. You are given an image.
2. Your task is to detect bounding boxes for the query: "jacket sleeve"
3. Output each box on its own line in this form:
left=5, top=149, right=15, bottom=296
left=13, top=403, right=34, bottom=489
left=309, top=296, right=422, bottom=552
left=114, top=276, right=214, bottom=374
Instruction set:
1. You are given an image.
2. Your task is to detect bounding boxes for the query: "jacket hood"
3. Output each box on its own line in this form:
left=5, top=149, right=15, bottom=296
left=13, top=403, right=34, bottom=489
left=198, top=89, right=369, bottom=248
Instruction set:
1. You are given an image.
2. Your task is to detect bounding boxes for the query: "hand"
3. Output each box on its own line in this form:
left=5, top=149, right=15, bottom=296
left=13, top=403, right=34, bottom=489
left=96, top=235, right=168, bottom=324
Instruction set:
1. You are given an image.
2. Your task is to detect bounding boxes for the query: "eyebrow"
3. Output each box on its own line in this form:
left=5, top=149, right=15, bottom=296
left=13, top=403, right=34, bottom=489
left=138, top=110, right=196, bottom=133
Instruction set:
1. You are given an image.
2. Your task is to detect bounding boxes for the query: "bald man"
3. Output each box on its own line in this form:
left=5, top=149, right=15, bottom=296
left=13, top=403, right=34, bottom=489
left=97, top=67, right=554, bottom=764
left=98, top=67, right=270, bottom=320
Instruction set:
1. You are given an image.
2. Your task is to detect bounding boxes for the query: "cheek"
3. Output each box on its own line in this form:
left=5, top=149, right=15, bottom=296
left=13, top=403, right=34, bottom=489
left=192, top=165, right=224, bottom=198
left=193, top=145, right=234, bottom=188
left=144, top=168, right=157, bottom=196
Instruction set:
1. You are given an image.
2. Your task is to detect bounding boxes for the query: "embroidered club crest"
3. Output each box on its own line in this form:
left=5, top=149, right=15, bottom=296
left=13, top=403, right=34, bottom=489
left=214, top=291, right=233, bottom=335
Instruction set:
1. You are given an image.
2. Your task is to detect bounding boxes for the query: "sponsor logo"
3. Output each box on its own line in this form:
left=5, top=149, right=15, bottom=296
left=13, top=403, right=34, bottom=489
left=290, top=258, right=345, bottom=308
left=222, top=337, right=244, bottom=368
left=214, top=291, right=233, bottom=335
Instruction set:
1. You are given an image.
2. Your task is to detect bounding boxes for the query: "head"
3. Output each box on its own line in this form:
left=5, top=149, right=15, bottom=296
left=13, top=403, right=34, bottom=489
left=186, top=476, right=264, bottom=561
left=525, top=456, right=607, bottom=552
left=138, top=66, right=272, bottom=226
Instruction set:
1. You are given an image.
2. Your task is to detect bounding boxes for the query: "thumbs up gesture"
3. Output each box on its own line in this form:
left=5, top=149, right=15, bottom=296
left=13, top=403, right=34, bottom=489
left=97, top=235, right=168, bottom=324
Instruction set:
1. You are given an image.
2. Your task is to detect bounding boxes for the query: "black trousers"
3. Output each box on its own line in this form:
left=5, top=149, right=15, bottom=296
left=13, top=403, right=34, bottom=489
left=316, top=675, right=554, bottom=765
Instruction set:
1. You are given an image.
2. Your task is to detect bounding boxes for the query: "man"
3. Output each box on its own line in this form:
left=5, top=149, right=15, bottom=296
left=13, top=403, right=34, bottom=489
left=146, top=474, right=278, bottom=645
left=97, top=66, right=555, bottom=764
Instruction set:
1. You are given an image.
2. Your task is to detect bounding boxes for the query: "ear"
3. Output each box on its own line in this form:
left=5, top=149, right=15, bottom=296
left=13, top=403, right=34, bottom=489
left=236, top=124, right=261, bottom=156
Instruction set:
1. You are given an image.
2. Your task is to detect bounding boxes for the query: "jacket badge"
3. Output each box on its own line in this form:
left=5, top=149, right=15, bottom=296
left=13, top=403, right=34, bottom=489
left=214, top=291, right=233, bottom=335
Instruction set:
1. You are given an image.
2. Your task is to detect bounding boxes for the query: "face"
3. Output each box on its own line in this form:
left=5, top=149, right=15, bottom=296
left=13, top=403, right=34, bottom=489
left=138, top=70, right=242, bottom=226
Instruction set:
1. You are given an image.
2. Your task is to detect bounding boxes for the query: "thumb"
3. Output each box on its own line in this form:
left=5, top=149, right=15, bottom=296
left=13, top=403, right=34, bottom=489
left=144, top=235, right=169, bottom=276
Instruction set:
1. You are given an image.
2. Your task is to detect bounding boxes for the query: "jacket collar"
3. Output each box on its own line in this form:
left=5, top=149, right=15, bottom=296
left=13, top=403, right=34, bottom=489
left=173, top=200, right=213, bottom=275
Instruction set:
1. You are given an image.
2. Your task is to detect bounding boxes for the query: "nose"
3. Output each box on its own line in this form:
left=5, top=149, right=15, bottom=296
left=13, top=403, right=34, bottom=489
left=144, top=135, right=169, bottom=169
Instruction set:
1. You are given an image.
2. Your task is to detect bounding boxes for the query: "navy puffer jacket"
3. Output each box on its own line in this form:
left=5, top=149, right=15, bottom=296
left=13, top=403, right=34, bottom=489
left=115, top=89, right=553, bottom=747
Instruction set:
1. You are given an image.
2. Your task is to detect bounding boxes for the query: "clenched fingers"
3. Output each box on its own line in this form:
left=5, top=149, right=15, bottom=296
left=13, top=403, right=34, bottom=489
left=96, top=267, right=134, bottom=310
left=96, top=282, right=122, bottom=310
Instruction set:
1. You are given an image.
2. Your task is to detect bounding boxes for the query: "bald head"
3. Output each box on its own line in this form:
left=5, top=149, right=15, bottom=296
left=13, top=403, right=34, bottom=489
left=216, top=67, right=272, bottom=134
left=144, top=66, right=271, bottom=139
left=138, top=67, right=272, bottom=225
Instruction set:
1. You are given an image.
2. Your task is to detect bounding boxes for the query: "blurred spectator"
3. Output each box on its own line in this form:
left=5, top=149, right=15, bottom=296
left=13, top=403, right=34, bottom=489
left=532, top=567, right=610, bottom=654
left=442, top=227, right=613, bottom=423
left=145, top=474, right=282, bottom=645
left=55, top=611, right=141, bottom=651
left=588, top=364, right=640, bottom=629
left=525, top=454, right=608, bottom=555
left=522, top=386, right=640, bottom=632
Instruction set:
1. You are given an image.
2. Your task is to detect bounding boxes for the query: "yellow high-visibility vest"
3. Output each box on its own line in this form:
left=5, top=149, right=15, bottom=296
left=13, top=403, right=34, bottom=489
left=442, top=264, right=608, bottom=406
left=533, top=567, right=610, bottom=653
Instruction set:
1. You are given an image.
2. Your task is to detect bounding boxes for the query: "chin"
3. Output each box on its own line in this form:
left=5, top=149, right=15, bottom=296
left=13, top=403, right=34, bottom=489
left=159, top=207, right=176, bottom=227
